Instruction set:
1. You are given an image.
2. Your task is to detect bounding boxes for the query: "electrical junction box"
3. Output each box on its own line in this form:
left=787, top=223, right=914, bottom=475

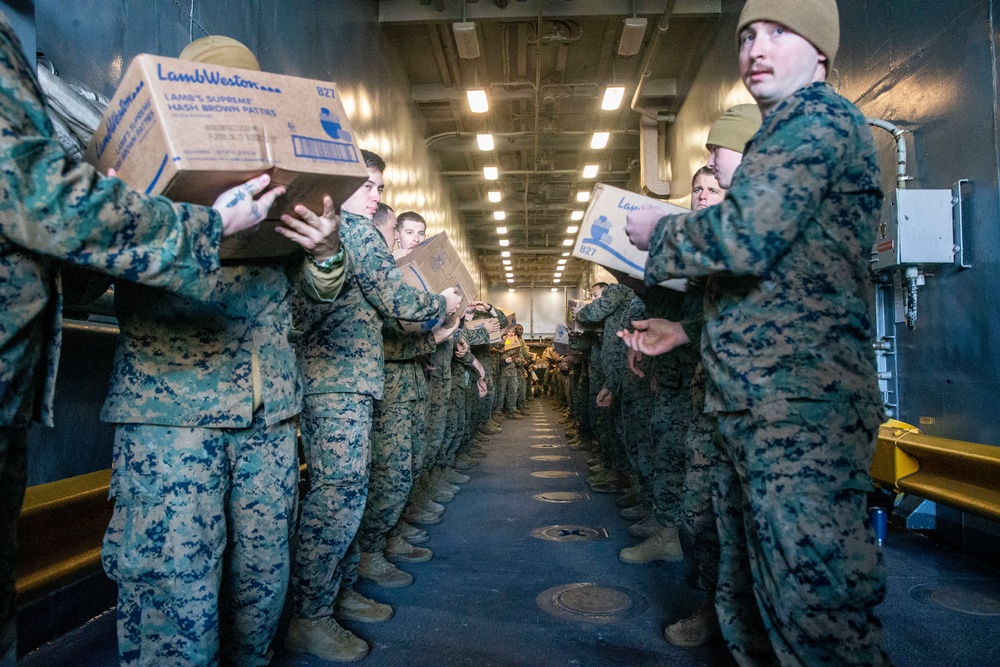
left=871, top=189, right=955, bottom=270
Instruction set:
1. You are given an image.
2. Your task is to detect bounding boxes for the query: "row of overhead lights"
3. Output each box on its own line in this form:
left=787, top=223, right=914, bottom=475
left=470, top=85, right=619, bottom=283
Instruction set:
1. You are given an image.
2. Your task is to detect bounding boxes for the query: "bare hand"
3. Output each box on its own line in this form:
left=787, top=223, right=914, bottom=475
left=624, top=206, right=665, bottom=251
left=455, top=338, right=470, bottom=357
left=596, top=387, right=613, bottom=408
left=392, top=247, right=412, bottom=260
left=213, top=174, right=286, bottom=238
left=433, top=314, right=462, bottom=343
left=277, top=195, right=340, bottom=261
left=477, top=377, right=488, bottom=398
left=617, top=318, right=691, bottom=357
left=440, top=287, right=462, bottom=315
left=627, top=348, right=645, bottom=379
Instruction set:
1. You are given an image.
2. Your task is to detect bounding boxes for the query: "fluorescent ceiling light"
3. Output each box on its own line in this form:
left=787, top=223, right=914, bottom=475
left=570, top=210, right=584, bottom=221
left=502, top=259, right=511, bottom=265
left=507, top=278, right=514, bottom=283
left=467, top=89, right=489, bottom=113
left=453, top=22, right=481, bottom=59
left=562, top=239, right=574, bottom=246
left=496, top=226, right=507, bottom=235
left=494, top=211, right=506, bottom=220
left=601, top=86, right=625, bottom=111
left=582, top=164, right=598, bottom=179
left=483, top=166, right=499, bottom=180
left=501, top=251, right=511, bottom=257
left=558, top=258, right=567, bottom=264
left=488, top=190, right=502, bottom=203
left=554, top=272, right=562, bottom=278
left=618, top=18, right=648, bottom=57
left=577, top=190, right=590, bottom=202
left=505, top=272, right=514, bottom=278
left=477, top=133, right=495, bottom=151
left=566, top=226, right=579, bottom=234
left=508, top=287, right=515, bottom=293
left=551, top=287, right=559, bottom=291
left=499, top=239, right=509, bottom=247
left=590, top=131, right=610, bottom=149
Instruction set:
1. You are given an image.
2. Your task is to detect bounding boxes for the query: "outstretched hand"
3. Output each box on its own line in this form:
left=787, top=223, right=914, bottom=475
left=624, top=206, right=664, bottom=251
left=213, top=174, right=286, bottom=238
left=277, top=195, right=340, bottom=261
left=617, top=318, right=691, bottom=357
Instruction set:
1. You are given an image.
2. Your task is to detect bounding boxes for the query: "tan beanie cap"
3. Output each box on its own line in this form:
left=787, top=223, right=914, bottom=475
left=737, top=0, right=840, bottom=65
left=179, top=35, right=261, bottom=71
left=706, top=104, right=763, bottom=154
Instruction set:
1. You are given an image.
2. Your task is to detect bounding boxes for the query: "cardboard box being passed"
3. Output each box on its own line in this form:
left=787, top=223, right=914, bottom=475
left=467, top=317, right=502, bottom=344
left=85, top=54, right=368, bottom=259
left=572, top=184, right=689, bottom=283
left=396, top=232, right=478, bottom=332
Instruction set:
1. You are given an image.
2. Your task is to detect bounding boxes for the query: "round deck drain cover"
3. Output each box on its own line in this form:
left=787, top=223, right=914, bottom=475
left=537, top=583, right=647, bottom=624
left=530, top=443, right=564, bottom=449
left=910, top=583, right=1000, bottom=616
left=530, top=455, right=570, bottom=461
left=530, top=470, right=577, bottom=478
left=531, top=525, right=608, bottom=542
left=533, top=492, right=588, bottom=503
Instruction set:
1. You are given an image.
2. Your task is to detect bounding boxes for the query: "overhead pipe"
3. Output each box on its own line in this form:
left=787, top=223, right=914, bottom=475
left=426, top=129, right=640, bottom=148
left=629, top=0, right=677, bottom=122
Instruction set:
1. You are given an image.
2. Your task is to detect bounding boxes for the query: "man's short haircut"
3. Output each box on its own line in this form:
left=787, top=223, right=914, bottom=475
left=396, top=210, right=427, bottom=230
left=591, top=282, right=609, bottom=290
left=372, top=202, right=394, bottom=227
left=692, top=165, right=716, bottom=186
left=361, top=149, right=386, bottom=173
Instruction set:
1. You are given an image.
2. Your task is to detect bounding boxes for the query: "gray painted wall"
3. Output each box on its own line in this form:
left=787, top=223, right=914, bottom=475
left=21, top=0, right=484, bottom=484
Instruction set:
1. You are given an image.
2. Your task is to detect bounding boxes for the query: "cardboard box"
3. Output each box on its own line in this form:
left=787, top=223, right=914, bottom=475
left=395, top=232, right=478, bottom=331
left=499, top=308, right=516, bottom=328
left=467, top=317, right=502, bottom=343
left=85, top=54, right=369, bottom=259
left=572, top=183, right=688, bottom=280
left=553, top=323, right=571, bottom=354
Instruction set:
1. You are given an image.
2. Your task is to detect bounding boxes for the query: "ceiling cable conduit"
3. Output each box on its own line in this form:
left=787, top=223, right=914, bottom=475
left=867, top=117, right=910, bottom=189
left=629, top=0, right=677, bottom=122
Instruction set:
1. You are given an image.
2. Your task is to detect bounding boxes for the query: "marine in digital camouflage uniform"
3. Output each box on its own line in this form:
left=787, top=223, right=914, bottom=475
left=289, top=205, right=447, bottom=627
left=577, top=284, right=635, bottom=478
left=497, top=331, right=526, bottom=417
left=0, top=18, right=286, bottom=667
left=356, top=289, right=436, bottom=559
left=637, top=2, right=888, bottom=662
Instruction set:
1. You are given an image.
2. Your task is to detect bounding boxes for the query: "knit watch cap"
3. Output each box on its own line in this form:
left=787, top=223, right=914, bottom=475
left=737, top=0, right=840, bottom=65
left=706, top=104, right=763, bottom=154
left=179, top=35, right=261, bottom=71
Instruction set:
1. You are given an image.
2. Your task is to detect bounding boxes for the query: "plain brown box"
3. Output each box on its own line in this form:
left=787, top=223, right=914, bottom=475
left=395, top=232, right=479, bottom=329
left=85, top=54, right=368, bottom=259
left=467, top=317, right=502, bottom=343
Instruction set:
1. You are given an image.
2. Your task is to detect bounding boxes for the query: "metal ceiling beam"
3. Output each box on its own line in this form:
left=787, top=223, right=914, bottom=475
left=412, top=79, right=676, bottom=104
left=380, top=0, right=721, bottom=23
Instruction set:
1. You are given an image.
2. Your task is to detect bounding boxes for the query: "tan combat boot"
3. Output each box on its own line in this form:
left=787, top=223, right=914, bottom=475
left=334, top=587, right=394, bottom=623
left=285, top=615, right=369, bottom=662
left=664, top=602, right=720, bottom=647
left=358, top=551, right=414, bottom=587
left=385, top=534, right=433, bottom=563
left=396, top=519, right=430, bottom=545
left=444, top=467, right=470, bottom=484
left=619, top=524, right=684, bottom=564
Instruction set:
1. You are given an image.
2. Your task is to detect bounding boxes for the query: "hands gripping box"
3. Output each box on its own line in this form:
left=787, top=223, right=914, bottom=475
left=85, top=54, right=369, bottom=259
left=467, top=317, right=503, bottom=343
left=572, top=183, right=688, bottom=280
left=395, top=232, right=479, bottom=331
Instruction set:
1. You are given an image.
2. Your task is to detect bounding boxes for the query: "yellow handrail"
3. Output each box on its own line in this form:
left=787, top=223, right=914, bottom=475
left=871, top=420, right=1000, bottom=522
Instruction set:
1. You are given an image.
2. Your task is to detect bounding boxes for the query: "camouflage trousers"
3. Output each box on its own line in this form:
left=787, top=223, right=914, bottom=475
left=458, top=379, right=479, bottom=456
left=517, top=371, right=527, bottom=410
left=292, top=394, right=372, bottom=619
left=615, top=380, right=655, bottom=494
left=357, top=399, right=416, bottom=554
left=592, top=393, right=627, bottom=473
left=680, top=372, right=720, bottom=592
left=648, top=386, right=690, bottom=528
left=442, top=371, right=468, bottom=464
left=0, top=429, right=26, bottom=667
left=422, top=375, right=451, bottom=471
left=498, top=369, right=519, bottom=414
left=102, top=411, right=298, bottom=667
left=712, top=399, right=889, bottom=667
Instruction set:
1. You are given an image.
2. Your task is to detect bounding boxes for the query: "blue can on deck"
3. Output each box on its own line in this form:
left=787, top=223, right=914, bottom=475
left=870, top=507, right=888, bottom=546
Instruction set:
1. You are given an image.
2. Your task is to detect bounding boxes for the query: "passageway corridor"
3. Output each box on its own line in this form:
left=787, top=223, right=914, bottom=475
left=23, top=398, right=1000, bottom=666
